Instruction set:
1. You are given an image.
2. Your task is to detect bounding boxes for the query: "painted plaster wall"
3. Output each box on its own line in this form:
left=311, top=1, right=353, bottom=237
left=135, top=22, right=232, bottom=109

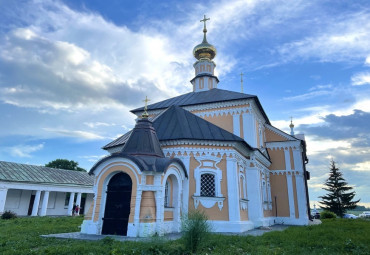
left=263, top=209, right=274, bottom=217
left=265, top=128, right=288, bottom=142
left=268, top=148, right=286, bottom=170
left=139, top=191, right=156, bottom=223
left=203, top=114, right=233, bottom=134
left=270, top=174, right=289, bottom=217
left=164, top=210, right=174, bottom=221
left=4, top=189, right=31, bottom=215
left=240, top=208, right=248, bottom=221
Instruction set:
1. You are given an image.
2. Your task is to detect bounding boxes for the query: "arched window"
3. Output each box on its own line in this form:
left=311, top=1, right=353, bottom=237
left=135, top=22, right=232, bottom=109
left=164, top=180, right=170, bottom=207
left=200, top=173, right=215, bottom=197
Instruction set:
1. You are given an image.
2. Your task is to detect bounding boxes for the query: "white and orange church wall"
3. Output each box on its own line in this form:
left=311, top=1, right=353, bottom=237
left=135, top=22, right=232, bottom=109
left=81, top=156, right=187, bottom=237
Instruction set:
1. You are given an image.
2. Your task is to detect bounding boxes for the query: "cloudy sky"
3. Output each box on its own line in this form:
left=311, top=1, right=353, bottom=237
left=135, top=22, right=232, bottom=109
left=1, top=0, right=369, bottom=207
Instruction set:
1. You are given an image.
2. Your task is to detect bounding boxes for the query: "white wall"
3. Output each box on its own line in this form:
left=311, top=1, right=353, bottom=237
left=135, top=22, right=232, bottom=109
left=4, top=189, right=94, bottom=216
left=4, top=189, right=32, bottom=215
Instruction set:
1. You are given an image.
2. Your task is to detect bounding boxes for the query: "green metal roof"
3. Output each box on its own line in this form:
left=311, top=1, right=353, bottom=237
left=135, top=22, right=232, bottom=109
left=0, top=161, right=94, bottom=186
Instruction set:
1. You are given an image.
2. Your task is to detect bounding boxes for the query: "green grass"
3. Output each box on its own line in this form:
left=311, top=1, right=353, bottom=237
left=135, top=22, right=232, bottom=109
left=0, top=216, right=369, bottom=254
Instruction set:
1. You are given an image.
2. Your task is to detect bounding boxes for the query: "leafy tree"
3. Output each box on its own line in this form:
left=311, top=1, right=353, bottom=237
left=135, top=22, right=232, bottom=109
left=319, top=159, right=360, bottom=217
left=45, top=159, right=86, bottom=172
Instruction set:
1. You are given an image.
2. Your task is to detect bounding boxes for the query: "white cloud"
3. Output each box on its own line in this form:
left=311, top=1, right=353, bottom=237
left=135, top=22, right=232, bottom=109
left=43, top=128, right=105, bottom=140
left=282, top=90, right=331, bottom=102
left=8, top=144, right=44, bottom=158
left=84, top=122, right=115, bottom=128
left=351, top=72, right=370, bottom=86
left=365, top=56, right=370, bottom=66
left=79, top=154, right=107, bottom=163
left=276, top=11, right=370, bottom=63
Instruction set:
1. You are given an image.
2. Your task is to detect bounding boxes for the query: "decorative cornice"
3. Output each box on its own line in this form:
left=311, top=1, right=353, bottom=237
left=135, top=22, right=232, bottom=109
left=265, top=141, right=302, bottom=150
left=269, top=170, right=301, bottom=175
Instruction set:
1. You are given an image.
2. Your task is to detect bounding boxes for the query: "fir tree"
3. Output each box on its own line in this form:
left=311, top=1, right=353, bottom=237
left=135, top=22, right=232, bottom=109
left=319, top=159, right=360, bottom=217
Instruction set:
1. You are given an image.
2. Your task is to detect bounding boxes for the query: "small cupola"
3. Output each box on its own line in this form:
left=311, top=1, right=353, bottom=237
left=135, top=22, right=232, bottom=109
left=190, top=15, right=219, bottom=92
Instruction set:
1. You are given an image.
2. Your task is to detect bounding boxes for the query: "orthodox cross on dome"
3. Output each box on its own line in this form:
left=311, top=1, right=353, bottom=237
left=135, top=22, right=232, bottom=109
left=289, top=116, right=295, bottom=135
left=200, top=15, right=210, bottom=33
left=240, top=72, right=244, bottom=93
left=141, top=96, right=150, bottom=119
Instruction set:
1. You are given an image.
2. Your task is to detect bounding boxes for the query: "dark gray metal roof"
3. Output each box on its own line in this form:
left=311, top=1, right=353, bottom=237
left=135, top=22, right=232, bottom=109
left=121, top=118, right=164, bottom=158
left=89, top=154, right=187, bottom=178
left=104, top=130, right=132, bottom=150
left=0, top=161, right=94, bottom=186
left=91, top=117, right=187, bottom=177
left=103, top=105, right=252, bottom=151
left=154, top=105, right=245, bottom=142
left=131, top=88, right=270, bottom=124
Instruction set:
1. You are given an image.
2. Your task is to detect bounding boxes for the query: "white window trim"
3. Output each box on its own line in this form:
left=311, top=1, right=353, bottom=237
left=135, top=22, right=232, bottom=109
left=193, top=166, right=224, bottom=210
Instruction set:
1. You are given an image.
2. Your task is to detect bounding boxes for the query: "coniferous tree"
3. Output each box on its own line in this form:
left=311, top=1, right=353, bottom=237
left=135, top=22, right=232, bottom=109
left=319, top=159, right=360, bottom=217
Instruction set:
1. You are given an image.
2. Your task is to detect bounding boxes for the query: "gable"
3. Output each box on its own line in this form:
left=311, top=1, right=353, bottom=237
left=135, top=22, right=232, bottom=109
left=265, top=124, right=297, bottom=142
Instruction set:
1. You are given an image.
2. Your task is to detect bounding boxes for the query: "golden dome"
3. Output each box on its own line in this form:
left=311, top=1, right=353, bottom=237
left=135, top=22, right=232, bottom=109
left=193, top=15, right=217, bottom=60
left=193, top=36, right=217, bottom=60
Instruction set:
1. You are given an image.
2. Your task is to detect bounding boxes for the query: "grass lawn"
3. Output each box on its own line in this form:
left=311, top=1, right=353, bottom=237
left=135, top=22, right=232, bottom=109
left=0, top=216, right=369, bottom=254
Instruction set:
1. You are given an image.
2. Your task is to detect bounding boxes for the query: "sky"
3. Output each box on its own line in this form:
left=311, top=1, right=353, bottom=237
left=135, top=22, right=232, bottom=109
left=0, top=0, right=369, bottom=208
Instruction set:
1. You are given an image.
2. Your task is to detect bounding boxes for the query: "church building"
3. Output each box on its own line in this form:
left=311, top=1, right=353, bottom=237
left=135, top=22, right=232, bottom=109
left=81, top=16, right=311, bottom=237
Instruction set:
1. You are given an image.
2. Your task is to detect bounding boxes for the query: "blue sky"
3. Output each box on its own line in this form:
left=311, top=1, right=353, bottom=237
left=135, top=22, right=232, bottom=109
left=1, top=0, right=369, bottom=207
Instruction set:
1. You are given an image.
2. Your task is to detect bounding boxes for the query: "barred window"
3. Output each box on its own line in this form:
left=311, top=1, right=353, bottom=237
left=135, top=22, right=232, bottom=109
left=164, top=181, right=170, bottom=207
left=200, top=174, right=215, bottom=197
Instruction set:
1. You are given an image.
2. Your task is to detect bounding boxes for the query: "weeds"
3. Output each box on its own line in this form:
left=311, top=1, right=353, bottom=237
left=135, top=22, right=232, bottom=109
left=1, top=210, right=17, bottom=220
left=181, top=210, right=211, bottom=254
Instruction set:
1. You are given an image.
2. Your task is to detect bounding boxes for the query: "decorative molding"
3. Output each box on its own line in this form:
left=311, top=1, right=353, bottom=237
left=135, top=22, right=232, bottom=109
left=265, top=140, right=301, bottom=150
left=269, top=170, right=301, bottom=175
left=193, top=196, right=225, bottom=211
left=240, top=199, right=248, bottom=210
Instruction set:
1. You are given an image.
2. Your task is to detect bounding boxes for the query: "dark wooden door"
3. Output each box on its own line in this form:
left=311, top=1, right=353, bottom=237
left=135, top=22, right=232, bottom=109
left=28, top=195, right=35, bottom=215
left=102, top=172, right=132, bottom=235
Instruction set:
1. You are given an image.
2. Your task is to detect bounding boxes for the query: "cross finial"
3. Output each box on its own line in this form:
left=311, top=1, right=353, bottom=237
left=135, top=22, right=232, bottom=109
left=141, top=96, right=150, bottom=118
left=289, top=116, right=295, bottom=135
left=240, top=72, right=244, bottom=93
left=200, top=15, right=210, bottom=32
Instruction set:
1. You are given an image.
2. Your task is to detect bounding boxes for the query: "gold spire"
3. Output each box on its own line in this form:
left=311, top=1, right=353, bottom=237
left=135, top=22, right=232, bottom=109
left=240, top=72, right=244, bottom=93
left=289, top=116, right=294, bottom=128
left=141, top=96, right=150, bottom=119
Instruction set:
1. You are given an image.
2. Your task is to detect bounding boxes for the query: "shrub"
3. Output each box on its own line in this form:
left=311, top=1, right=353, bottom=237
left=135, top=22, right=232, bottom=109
left=181, top=210, right=211, bottom=254
left=320, top=210, right=336, bottom=219
left=1, top=210, right=17, bottom=220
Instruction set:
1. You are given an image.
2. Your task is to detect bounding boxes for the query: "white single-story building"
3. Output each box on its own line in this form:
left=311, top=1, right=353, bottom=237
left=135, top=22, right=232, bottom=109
left=0, top=161, right=94, bottom=216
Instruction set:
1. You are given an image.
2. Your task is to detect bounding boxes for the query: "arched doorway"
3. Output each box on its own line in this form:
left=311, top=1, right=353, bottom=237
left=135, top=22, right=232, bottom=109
left=102, top=172, right=132, bottom=235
